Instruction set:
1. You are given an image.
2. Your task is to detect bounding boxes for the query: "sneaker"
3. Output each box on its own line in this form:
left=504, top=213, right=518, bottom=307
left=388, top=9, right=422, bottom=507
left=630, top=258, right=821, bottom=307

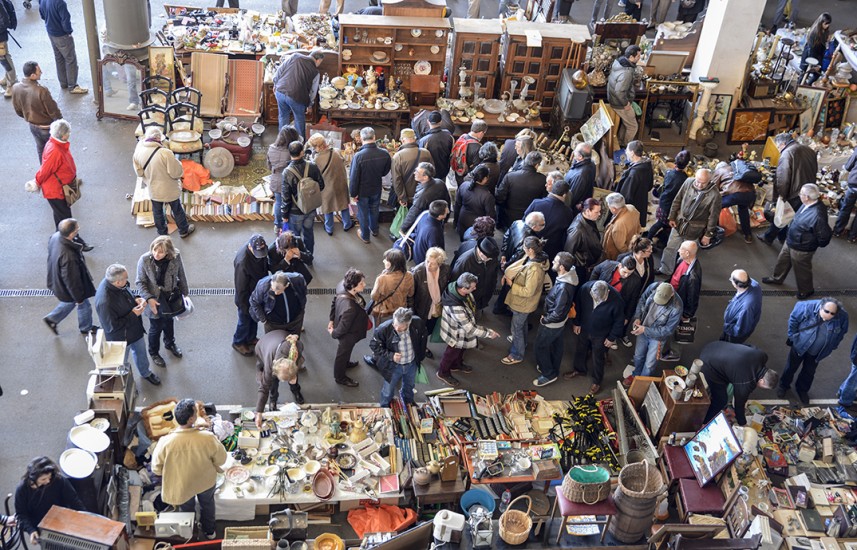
left=776, top=387, right=787, bottom=399
left=536, top=365, right=542, bottom=374
left=144, top=372, right=162, bottom=385
left=436, top=372, right=460, bottom=387
left=180, top=224, right=196, bottom=238
left=533, top=375, right=557, bottom=387
left=623, top=364, right=635, bottom=378
left=69, top=85, right=89, bottom=94
left=127, top=103, right=140, bottom=111
left=836, top=406, right=855, bottom=421
left=661, top=351, right=681, bottom=362
left=43, top=317, right=59, bottom=335
left=622, top=375, right=635, bottom=388
left=150, top=354, right=166, bottom=368
left=363, top=354, right=377, bottom=367
left=451, top=364, right=473, bottom=374
left=501, top=356, right=522, bottom=365
left=204, top=533, right=217, bottom=541
left=620, top=337, right=633, bottom=348
left=743, top=234, right=753, bottom=244
left=617, top=0, right=625, bottom=6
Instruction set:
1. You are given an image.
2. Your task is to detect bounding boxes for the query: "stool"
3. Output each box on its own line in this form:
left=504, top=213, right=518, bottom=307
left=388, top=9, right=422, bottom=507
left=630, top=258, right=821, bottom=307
left=675, top=478, right=726, bottom=522
left=412, top=475, right=467, bottom=516
left=552, top=490, right=617, bottom=544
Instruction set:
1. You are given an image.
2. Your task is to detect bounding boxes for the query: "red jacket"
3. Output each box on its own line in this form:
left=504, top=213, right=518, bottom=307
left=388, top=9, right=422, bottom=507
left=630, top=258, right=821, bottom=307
left=36, top=137, right=76, bottom=200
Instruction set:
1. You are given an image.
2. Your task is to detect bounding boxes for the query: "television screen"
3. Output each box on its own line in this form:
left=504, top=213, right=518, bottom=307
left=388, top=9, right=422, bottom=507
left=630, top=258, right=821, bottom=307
left=683, top=412, right=743, bottom=487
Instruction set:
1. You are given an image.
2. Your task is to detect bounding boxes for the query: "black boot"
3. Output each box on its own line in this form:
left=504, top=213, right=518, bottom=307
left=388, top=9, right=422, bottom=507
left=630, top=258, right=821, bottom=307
left=290, top=383, right=305, bottom=405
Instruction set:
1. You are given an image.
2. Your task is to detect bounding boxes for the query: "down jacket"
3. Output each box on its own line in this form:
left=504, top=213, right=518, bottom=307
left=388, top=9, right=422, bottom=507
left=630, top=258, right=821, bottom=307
left=133, top=140, right=184, bottom=202
left=95, top=278, right=145, bottom=344
left=607, top=56, right=636, bottom=109
left=503, top=253, right=550, bottom=314
left=633, top=282, right=683, bottom=341
left=788, top=299, right=849, bottom=361
left=786, top=201, right=832, bottom=252
left=440, top=282, right=492, bottom=349
left=46, top=231, right=95, bottom=304
left=540, top=269, right=578, bottom=328
left=668, top=177, right=722, bottom=240
left=135, top=252, right=189, bottom=319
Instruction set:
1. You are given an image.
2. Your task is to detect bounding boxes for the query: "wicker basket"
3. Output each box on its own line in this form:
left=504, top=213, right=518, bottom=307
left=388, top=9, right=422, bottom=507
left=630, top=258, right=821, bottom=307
left=617, top=461, right=665, bottom=499
left=561, top=465, right=611, bottom=505
left=499, top=495, right=533, bottom=545
left=221, top=526, right=273, bottom=550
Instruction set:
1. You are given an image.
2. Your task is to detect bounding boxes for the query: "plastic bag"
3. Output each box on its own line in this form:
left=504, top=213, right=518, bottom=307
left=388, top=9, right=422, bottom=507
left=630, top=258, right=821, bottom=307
left=430, top=319, right=443, bottom=343
left=347, top=504, right=417, bottom=538
left=719, top=208, right=737, bottom=237
left=390, top=205, right=408, bottom=237
left=415, top=364, right=429, bottom=385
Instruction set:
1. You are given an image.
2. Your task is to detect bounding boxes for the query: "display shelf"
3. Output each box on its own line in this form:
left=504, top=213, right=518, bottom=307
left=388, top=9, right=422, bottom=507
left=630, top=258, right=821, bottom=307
left=449, top=18, right=503, bottom=100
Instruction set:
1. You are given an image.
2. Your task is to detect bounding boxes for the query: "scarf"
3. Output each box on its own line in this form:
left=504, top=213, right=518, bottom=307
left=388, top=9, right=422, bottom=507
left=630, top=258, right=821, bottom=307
left=427, top=267, right=441, bottom=318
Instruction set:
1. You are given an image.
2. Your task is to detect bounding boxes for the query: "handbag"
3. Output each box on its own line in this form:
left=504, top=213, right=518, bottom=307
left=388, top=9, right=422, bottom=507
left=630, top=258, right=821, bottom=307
left=56, top=174, right=82, bottom=206
left=393, top=210, right=429, bottom=261
left=158, top=288, right=186, bottom=318
left=674, top=316, right=697, bottom=344
left=774, top=197, right=796, bottom=227
left=390, top=205, right=409, bottom=237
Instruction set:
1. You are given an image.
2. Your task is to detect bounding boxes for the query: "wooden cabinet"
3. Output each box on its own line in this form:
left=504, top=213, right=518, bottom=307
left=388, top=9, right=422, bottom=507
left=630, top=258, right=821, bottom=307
left=501, top=21, right=590, bottom=118
left=657, top=369, right=710, bottom=439
left=338, top=15, right=451, bottom=108
left=263, top=82, right=278, bottom=125
left=449, top=19, right=503, bottom=100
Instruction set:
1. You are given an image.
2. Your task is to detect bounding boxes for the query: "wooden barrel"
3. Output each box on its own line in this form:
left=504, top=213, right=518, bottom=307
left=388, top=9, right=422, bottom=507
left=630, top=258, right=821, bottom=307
left=608, top=462, right=665, bottom=543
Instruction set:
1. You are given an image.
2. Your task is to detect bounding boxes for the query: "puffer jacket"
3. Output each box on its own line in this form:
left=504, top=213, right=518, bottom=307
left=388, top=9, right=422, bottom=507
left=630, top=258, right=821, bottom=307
left=607, top=56, right=636, bottom=108
left=633, top=281, right=683, bottom=341
left=788, top=299, right=849, bottom=361
left=504, top=253, right=550, bottom=313
left=136, top=252, right=189, bottom=319
left=502, top=220, right=536, bottom=266
left=668, top=177, right=722, bottom=239
left=786, top=201, right=832, bottom=252
left=329, top=280, right=369, bottom=341
left=540, top=269, right=578, bottom=328
left=775, top=139, right=818, bottom=202
left=95, top=278, right=145, bottom=344
left=565, top=213, right=602, bottom=273
left=133, top=140, right=184, bottom=202
left=440, top=282, right=491, bottom=349
left=35, top=137, right=75, bottom=200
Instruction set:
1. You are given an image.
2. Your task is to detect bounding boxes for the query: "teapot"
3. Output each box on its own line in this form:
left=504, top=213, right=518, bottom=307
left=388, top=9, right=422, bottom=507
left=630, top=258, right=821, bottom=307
left=413, top=467, right=432, bottom=485
left=426, top=460, right=442, bottom=475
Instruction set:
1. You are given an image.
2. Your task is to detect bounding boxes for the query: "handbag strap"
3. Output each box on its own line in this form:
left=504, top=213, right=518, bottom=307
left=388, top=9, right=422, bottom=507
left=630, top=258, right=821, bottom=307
left=54, top=173, right=64, bottom=186
left=375, top=273, right=407, bottom=308
left=319, top=151, right=333, bottom=175
left=401, top=209, right=429, bottom=240
left=142, top=147, right=161, bottom=173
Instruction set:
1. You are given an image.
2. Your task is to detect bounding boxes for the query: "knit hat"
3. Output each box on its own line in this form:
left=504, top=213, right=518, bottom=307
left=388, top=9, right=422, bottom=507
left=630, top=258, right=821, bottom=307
left=428, top=111, right=443, bottom=124
left=653, top=282, right=674, bottom=305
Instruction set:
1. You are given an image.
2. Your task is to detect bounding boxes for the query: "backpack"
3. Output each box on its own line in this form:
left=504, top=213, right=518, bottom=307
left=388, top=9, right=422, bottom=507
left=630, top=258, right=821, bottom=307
left=451, top=134, right=478, bottom=177
left=287, top=162, right=322, bottom=213
left=730, top=159, right=762, bottom=185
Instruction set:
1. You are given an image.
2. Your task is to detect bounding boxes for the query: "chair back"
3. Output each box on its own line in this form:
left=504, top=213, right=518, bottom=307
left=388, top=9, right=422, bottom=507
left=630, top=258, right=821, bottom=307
left=166, top=102, right=199, bottom=133
left=171, top=87, right=202, bottom=113
left=140, top=87, right=170, bottom=109
left=2, top=493, right=28, bottom=550
left=142, top=74, right=173, bottom=95
left=138, top=105, right=168, bottom=135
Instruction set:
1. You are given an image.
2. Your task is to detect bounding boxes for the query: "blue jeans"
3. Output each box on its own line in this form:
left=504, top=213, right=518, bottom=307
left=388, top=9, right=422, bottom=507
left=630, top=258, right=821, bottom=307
left=508, top=311, right=528, bottom=360
left=834, top=188, right=857, bottom=238
left=356, top=194, right=381, bottom=241
left=720, top=191, right=756, bottom=237
left=380, top=361, right=418, bottom=407
left=274, top=192, right=284, bottom=233
left=46, top=299, right=94, bottom=333
left=534, top=325, right=564, bottom=380
left=233, top=307, right=257, bottom=346
left=127, top=336, right=152, bottom=378
left=288, top=211, right=316, bottom=254
left=274, top=90, right=307, bottom=138
left=633, top=334, right=663, bottom=377
left=839, top=364, right=857, bottom=407
left=178, top=485, right=217, bottom=535
left=152, top=198, right=190, bottom=236
left=324, top=209, right=353, bottom=233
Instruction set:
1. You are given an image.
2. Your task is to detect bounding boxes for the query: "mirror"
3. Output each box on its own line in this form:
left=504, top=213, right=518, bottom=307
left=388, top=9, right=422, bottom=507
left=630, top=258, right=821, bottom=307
left=97, top=53, right=145, bottom=121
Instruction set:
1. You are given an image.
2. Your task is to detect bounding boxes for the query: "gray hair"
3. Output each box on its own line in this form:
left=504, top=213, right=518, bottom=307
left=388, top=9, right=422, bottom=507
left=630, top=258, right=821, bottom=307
left=470, top=119, right=488, bottom=134
left=309, top=48, right=325, bottom=61
left=417, top=162, right=435, bottom=178
left=524, top=211, right=545, bottom=227
left=547, top=170, right=564, bottom=184
left=455, top=272, right=478, bottom=288
left=105, top=264, right=127, bottom=283
left=774, top=132, right=792, bottom=146
left=801, top=183, right=820, bottom=200
left=144, top=126, right=164, bottom=141
left=605, top=192, right=625, bottom=209
left=392, top=307, right=413, bottom=326
left=360, top=127, right=375, bottom=141
left=50, top=119, right=71, bottom=140
left=575, top=142, right=592, bottom=159
left=590, top=280, right=609, bottom=301
left=271, top=271, right=290, bottom=287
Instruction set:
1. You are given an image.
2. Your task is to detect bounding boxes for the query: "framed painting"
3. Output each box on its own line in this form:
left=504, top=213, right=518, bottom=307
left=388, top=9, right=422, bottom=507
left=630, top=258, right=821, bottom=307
left=724, top=491, right=751, bottom=538
left=727, top=108, right=772, bottom=144
left=148, top=46, right=176, bottom=86
left=821, top=94, right=850, bottom=129
left=794, top=85, right=827, bottom=132
left=708, top=94, right=733, bottom=133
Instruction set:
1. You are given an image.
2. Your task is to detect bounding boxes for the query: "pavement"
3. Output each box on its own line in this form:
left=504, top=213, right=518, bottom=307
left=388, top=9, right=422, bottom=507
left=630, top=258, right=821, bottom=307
left=0, top=0, right=855, bottom=508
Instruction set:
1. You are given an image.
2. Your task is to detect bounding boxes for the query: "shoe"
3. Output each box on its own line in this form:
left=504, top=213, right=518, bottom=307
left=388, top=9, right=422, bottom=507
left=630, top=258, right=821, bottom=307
left=336, top=377, right=359, bottom=387
left=621, top=337, right=633, bottom=348
left=360, top=236, right=371, bottom=244
left=81, top=244, right=95, bottom=252
left=533, top=376, right=557, bottom=387
left=836, top=406, right=855, bottom=421
left=755, top=232, right=775, bottom=245
left=797, top=390, right=810, bottom=405
left=165, top=345, right=183, bottom=358
left=292, top=390, right=305, bottom=405
left=424, top=349, right=433, bottom=359
left=451, top=363, right=473, bottom=373
left=43, top=317, right=59, bottom=335
left=661, top=351, right=681, bottom=362
left=776, top=387, right=787, bottom=399
left=536, top=365, right=542, bottom=373
left=204, top=533, right=216, bottom=541
left=563, top=371, right=581, bottom=380
left=622, top=375, right=635, bottom=388
left=588, top=384, right=601, bottom=394
left=346, top=361, right=359, bottom=369
left=127, top=103, right=140, bottom=111
left=232, top=343, right=254, bottom=356
left=506, top=335, right=513, bottom=343
left=743, top=234, right=753, bottom=244
left=623, top=364, right=635, bottom=378
left=104, top=89, right=117, bottom=97
left=325, top=229, right=333, bottom=236
left=150, top=354, right=166, bottom=368
left=371, top=231, right=379, bottom=237
left=81, top=325, right=100, bottom=337
left=343, top=224, right=354, bottom=232
left=3, top=87, right=11, bottom=99
left=501, top=356, right=522, bottom=365
left=436, top=372, right=460, bottom=386
left=144, top=372, right=162, bottom=385
left=761, top=277, right=783, bottom=285
left=69, top=85, right=89, bottom=94
left=363, top=354, right=377, bottom=367
left=797, top=291, right=815, bottom=300
left=180, top=224, right=196, bottom=238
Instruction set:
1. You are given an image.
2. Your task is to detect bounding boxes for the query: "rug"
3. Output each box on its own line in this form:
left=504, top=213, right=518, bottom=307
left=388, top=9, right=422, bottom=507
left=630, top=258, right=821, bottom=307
left=207, top=144, right=270, bottom=192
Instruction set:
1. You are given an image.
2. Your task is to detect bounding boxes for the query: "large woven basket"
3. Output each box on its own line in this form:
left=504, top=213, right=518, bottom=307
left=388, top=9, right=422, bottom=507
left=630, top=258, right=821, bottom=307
left=617, top=461, right=665, bottom=499
left=499, top=495, right=533, bottom=545
left=561, top=465, right=611, bottom=505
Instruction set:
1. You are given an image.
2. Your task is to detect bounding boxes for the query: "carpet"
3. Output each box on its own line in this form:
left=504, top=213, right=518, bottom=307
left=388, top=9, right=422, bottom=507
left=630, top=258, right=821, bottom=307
left=210, top=144, right=270, bottom=192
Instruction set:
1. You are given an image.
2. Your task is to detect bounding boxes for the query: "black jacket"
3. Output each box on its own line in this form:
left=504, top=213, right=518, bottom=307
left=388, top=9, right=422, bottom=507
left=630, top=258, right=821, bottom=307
left=564, top=213, right=602, bottom=274
left=419, top=127, right=455, bottom=180
left=272, top=52, right=319, bottom=106
left=496, top=165, right=547, bottom=229
left=412, top=109, right=455, bottom=140
left=234, top=241, right=270, bottom=312
left=95, top=278, right=145, bottom=343
left=454, top=180, right=496, bottom=238
left=401, top=178, right=450, bottom=232
left=618, top=250, right=655, bottom=290
left=411, top=262, right=451, bottom=321
left=502, top=220, right=536, bottom=265
left=699, top=341, right=769, bottom=426
left=329, top=281, right=369, bottom=341
left=498, top=139, right=518, bottom=182
left=451, top=245, right=500, bottom=310
left=281, top=158, right=325, bottom=216
left=541, top=271, right=578, bottom=325
left=564, top=158, right=596, bottom=209
left=617, top=159, right=654, bottom=226
left=658, top=168, right=685, bottom=215
left=267, top=239, right=313, bottom=285
left=482, top=160, right=501, bottom=196
left=46, top=232, right=95, bottom=304
left=15, top=477, right=84, bottom=535
left=786, top=201, right=832, bottom=252
left=670, top=258, right=702, bottom=318
left=573, top=281, right=625, bottom=341
left=0, top=0, right=17, bottom=43
left=249, top=273, right=308, bottom=324
left=525, top=195, right=574, bottom=260
left=591, top=260, right=643, bottom=322
left=370, top=316, right=428, bottom=381
left=349, top=142, right=391, bottom=198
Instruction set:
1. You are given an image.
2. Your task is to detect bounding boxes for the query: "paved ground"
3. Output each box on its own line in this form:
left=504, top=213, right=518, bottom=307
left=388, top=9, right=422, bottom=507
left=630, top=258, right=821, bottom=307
left=0, top=0, right=854, bottom=506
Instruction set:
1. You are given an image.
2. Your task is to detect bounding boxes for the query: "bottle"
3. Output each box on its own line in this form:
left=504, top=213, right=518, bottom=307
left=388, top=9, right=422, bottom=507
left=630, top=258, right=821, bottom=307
left=378, top=69, right=386, bottom=93
left=499, top=489, right=511, bottom=513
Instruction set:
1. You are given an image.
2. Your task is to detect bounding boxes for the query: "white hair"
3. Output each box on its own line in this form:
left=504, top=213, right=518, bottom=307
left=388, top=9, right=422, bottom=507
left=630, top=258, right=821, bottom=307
left=360, top=127, right=375, bottom=141
left=144, top=126, right=164, bottom=141
left=525, top=211, right=545, bottom=226
left=605, top=192, right=625, bottom=208
left=50, top=119, right=71, bottom=140
left=105, top=264, right=127, bottom=283
left=801, top=183, right=820, bottom=201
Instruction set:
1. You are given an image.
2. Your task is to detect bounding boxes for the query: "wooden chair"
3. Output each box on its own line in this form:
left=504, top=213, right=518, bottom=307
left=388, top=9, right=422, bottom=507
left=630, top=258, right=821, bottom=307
left=659, top=444, right=696, bottom=496
left=142, top=74, right=173, bottom=96
left=136, top=105, right=167, bottom=140
left=140, top=87, right=169, bottom=109
left=166, top=102, right=204, bottom=162
left=171, top=87, right=202, bottom=114
left=551, top=490, right=617, bottom=544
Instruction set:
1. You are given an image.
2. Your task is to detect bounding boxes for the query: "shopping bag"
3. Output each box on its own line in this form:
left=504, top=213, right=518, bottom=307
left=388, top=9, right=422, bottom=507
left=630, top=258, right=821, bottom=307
left=281, top=220, right=290, bottom=233
left=774, top=197, right=795, bottom=227
left=674, top=316, right=697, bottom=344
left=430, top=320, right=443, bottom=343
left=415, top=364, right=429, bottom=385
left=390, top=205, right=408, bottom=237
left=719, top=207, right=737, bottom=237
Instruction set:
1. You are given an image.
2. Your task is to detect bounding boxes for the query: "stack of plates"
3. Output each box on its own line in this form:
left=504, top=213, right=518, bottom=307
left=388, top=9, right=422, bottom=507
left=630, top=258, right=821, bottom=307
left=371, top=51, right=389, bottom=63
left=69, top=425, right=110, bottom=453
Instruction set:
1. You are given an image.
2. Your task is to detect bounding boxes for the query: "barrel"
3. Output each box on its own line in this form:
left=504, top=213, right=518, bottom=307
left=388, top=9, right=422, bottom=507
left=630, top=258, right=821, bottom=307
left=608, top=462, right=665, bottom=543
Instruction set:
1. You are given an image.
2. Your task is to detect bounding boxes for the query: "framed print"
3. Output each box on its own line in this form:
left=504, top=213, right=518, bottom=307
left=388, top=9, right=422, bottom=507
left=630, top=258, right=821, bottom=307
left=822, top=94, right=850, bottom=129
left=708, top=93, right=733, bottom=133
left=794, top=86, right=827, bottom=132
left=724, top=490, right=751, bottom=538
left=683, top=412, right=743, bottom=487
left=727, top=108, right=773, bottom=144
left=773, top=487, right=794, bottom=510
left=148, top=46, right=176, bottom=86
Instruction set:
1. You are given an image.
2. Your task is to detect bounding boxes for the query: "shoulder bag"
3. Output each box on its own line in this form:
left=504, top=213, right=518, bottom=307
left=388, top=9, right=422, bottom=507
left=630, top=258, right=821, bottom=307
left=365, top=272, right=407, bottom=316
left=393, top=209, right=429, bottom=261
left=56, top=174, right=82, bottom=206
left=158, top=287, right=186, bottom=318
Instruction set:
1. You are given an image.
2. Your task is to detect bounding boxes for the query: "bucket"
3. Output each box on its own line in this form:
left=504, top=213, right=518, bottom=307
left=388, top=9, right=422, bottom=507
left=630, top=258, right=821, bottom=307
left=460, top=489, right=496, bottom=518
left=608, top=462, right=665, bottom=543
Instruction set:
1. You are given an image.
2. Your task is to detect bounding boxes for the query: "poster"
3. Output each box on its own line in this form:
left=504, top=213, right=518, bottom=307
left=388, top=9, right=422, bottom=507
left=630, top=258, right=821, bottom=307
left=580, top=101, right=614, bottom=145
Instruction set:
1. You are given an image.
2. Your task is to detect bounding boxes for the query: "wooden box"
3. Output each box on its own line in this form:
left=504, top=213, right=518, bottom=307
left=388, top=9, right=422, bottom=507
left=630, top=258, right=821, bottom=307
left=449, top=19, right=503, bottom=100
left=222, top=527, right=273, bottom=550
left=657, top=369, right=710, bottom=438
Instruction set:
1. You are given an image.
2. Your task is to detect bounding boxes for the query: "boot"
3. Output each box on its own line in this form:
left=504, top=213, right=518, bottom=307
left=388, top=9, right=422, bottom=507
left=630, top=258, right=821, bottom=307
left=291, top=383, right=305, bottom=405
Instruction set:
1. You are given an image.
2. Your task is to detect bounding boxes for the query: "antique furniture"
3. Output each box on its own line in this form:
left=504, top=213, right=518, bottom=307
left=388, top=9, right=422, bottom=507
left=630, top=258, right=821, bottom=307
left=448, top=19, right=503, bottom=100
left=411, top=474, right=467, bottom=515
left=675, top=478, right=727, bottom=522
left=97, top=54, right=145, bottom=121
left=640, top=80, right=700, bottom=147
left=656, top=369, right=710, bottom=438
left=551, top=491, right=617, bottom=544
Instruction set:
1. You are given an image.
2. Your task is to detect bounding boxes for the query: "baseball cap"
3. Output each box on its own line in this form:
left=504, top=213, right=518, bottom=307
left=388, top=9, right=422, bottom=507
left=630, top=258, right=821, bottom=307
left=249, top=234, right=268, bottom=258
left=428, top=111, right=442, bottom=124
left=653, top=282, right=674, bottom=305
left=400, top=128, right=416, bottom=140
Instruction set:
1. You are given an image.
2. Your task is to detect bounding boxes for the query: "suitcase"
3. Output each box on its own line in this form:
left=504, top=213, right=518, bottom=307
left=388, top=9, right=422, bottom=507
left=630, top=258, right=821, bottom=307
left=210, top=132, right=253, bottom=166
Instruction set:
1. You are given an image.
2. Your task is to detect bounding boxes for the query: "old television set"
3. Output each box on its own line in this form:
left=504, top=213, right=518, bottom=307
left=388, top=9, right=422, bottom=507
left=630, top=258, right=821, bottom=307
left=38, top=506, right=128, bottom=550
left=683, top=411, right=743, bottom=487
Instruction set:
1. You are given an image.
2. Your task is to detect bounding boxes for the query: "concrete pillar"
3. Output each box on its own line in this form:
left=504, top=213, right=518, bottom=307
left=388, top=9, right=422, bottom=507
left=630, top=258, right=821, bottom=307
left=689, top=0, right=766, bottom=101
left=81, top=0, right=100, bottom=91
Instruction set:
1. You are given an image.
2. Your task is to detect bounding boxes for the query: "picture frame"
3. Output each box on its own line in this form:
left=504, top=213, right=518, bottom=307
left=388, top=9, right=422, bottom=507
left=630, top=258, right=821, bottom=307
left=708, top=93, right=733, bottom=133
left=794, top=85, right=827, bottom=133
left=821, top=94, right=850, bottom=129
left=773, top=487, right=794, bottom=510
left=683, top=412, right=743, bottom=487
left=727, top=108, right=773, bottom=145
left=788, top=486, right=808, bottom=509
left=724, top=489, right=752, bottom=538
left=148, top=46, right=176, bottom=87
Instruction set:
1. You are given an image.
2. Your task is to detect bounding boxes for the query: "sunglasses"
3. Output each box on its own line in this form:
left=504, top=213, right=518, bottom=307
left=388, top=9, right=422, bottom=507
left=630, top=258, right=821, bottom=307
left=822, top=308, right=836, bottom=315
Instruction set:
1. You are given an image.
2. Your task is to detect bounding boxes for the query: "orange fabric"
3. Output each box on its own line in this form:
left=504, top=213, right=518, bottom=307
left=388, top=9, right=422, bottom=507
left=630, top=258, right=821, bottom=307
left=346, top=505, right=417, bottom=538
left=719, top=208, right=737, bottom=237
left=180, top=159, right=211, bottom=192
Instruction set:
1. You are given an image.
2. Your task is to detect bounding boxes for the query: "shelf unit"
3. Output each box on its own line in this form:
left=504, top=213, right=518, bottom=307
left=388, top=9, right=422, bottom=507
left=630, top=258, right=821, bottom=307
left=338, top=15, right=452, bottom=108
left=501, top=21, right=590, bottom=118
left=448, top=18, right=504, bottom=100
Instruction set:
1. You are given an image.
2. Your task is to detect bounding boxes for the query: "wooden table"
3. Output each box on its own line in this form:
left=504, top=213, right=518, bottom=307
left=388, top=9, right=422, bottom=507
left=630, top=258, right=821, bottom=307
left=411, top=475, right=467, bottom=514
left=323, top=107, right=410, bottom=135
left=451, top=112, right=545, bottom=140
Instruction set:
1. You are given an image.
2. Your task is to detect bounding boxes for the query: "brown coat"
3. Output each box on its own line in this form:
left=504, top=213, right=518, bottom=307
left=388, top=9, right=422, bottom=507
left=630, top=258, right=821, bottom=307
left=391, top=143, right=432, bottom=204
left=315, top=148, right=350, bottom=214
left=371, top=271, right=415, bottom=316
left=12, top=79, right=62, bottom=127
left=602, top=205, right=641, bottom=260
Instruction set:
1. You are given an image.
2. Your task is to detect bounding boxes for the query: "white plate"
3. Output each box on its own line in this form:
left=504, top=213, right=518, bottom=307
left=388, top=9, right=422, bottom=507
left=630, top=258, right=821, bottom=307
left=664, top=375, right=686, bottom=390
left=208, top=128, right=223, bottom=140
left=411, top=29, right=422, bottom=37
left=60, top=448, right=97, bottom=479
left=383, top=101, right=399, bottom=110
left=414, top=61, right=431, bottom=75
left=430, top=45, right=440, bottom=54
left=89, top=418, right=110, bottom=432
left=69, top=425, right=110, bottom=453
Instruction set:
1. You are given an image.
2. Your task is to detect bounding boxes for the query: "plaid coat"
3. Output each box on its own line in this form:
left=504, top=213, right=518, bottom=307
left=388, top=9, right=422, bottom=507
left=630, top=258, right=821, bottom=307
left=439, top=283, right=491, bottom=349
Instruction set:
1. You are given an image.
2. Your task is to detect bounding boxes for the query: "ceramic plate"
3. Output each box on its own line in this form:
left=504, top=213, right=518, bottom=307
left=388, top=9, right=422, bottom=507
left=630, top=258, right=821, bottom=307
left=59, top=448, right=97, bottom=479
left=89, top=418, right=110, bottom=432
left=430, top=45, right=440, bottom=54
left=383, top=101, right=399, bottom=110
left=414, top=61, right=431, bottom=75
left=458, top=116, right=470, bottom=123
left=664, top=375, right=686, bottom=390
left=674, top=366, right=688, bottom=376
left=411, top=29, right=422, bottom=37
left=226, top=465, right=250, bottom=484
left=69, top=425, right=110, bottom=453
left=474, top=112, right=485, bottom=119
left=251, top=123, right=265, bottom=135
left=237, top=136, right=251, bottom=148
left=208, top=128, right=223, bottom=140
left=263, top=465, right=280, bottom=477
left=336, top=453, right=357, bottom=469
left=506, top=113, right=519, bottom=122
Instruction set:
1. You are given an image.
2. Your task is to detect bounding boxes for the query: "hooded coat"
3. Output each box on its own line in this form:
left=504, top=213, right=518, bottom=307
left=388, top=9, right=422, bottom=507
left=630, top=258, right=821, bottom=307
left=617, top=158, right=653, bottom=226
